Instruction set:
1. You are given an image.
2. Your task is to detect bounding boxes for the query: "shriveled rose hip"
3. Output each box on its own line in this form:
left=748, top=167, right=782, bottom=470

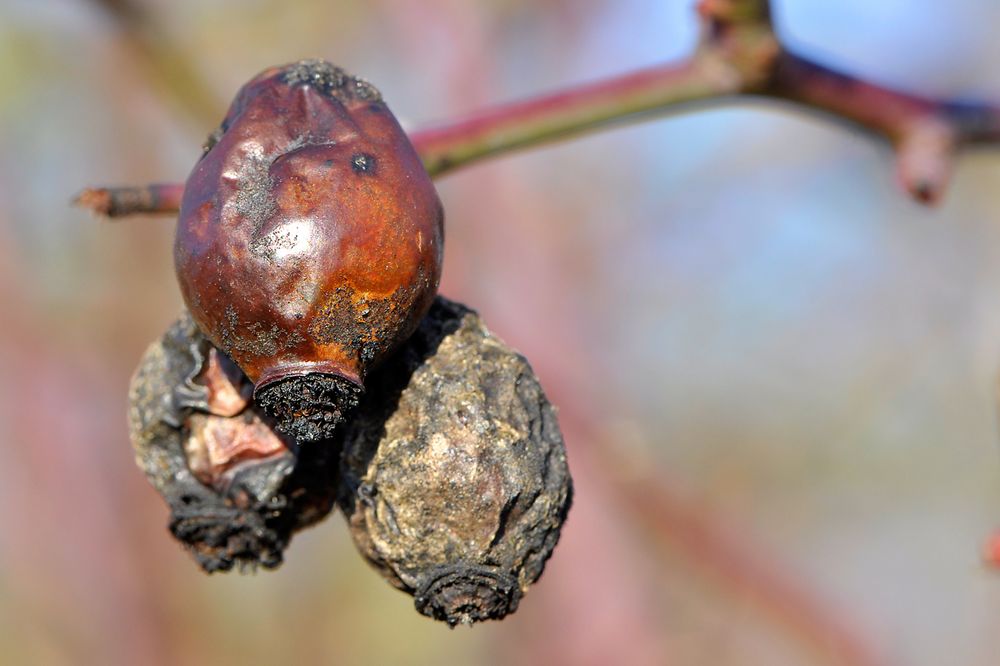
left=338, top=298, right=573, bottom=626
left=175, top=60, right=444, bottom=442
left=128, top=313, right=340, bottom=572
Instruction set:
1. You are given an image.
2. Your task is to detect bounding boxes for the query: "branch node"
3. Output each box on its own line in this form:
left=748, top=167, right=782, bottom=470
left=696, top=0, right=779, bottom=91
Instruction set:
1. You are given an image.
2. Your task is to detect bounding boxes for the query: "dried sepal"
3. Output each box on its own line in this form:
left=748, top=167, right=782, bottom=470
left=338, top=297, right=573, bottom=626
left=128, top=313, right=339, bottom=572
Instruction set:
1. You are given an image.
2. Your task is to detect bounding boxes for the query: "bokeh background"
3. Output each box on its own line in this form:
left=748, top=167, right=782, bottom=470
left=3, top=0, right=1000, bottom=664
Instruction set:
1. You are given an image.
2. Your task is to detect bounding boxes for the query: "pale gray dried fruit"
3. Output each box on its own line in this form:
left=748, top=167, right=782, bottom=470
left=338, top=297, right=573, bottom=626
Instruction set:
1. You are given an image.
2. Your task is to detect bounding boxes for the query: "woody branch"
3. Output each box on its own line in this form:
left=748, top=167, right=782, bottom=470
left=75, top=0, right=1000, bottom=217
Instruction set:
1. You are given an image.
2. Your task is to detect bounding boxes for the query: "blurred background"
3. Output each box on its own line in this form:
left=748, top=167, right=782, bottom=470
left=3, top=0, right=1000, bottom=664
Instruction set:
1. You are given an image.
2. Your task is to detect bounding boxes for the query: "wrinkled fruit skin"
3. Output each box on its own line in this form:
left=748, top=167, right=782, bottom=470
left=128, top=313, right=340, bottom=572
left=338, top=297, right=573, bottom=626
left=175, top=59, right=444, bottom=442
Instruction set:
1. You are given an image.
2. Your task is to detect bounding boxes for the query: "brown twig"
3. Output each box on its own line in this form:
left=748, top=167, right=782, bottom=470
left=72, top=183, right=184, bottom=218
left=411, top=59, right=744, bottom=176
left=74, top=0, right=1000, bottom=216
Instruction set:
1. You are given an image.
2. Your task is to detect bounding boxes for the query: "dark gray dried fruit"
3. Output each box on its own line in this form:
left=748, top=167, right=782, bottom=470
left=338, top=297, right=573, bottom=626
left=128, top=313, right=339, bottom=572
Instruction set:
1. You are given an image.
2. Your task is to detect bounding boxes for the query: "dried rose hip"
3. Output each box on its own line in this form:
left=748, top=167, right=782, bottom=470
left=338, top=297, right=573, bottom=626
left=175, top=60, right=444, bottom=442
left=128, top=313, right=340, bottom=572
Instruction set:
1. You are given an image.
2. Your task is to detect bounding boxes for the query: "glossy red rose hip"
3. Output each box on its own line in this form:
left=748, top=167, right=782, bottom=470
left=175, top=60, right=444, bottom=441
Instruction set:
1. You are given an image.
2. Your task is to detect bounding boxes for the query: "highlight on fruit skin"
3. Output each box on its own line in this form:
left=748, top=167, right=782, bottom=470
left=338, top=297, right=573, bottom=626
left=128, top=313, right=340, bottom=572
left=174, top=59, right=444, bottom=443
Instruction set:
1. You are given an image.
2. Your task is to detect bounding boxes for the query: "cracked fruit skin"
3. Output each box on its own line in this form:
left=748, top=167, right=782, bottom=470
left=174, top=60, right=444, bottom=441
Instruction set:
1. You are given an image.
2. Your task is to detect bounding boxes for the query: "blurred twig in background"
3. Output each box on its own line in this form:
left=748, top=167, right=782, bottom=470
left=87, top=0, right=223, bottom=125
left=589, top=438, right=882, bottom=666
